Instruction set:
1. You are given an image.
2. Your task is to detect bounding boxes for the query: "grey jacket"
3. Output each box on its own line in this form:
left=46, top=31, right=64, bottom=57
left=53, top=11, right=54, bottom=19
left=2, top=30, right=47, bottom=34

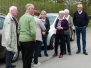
left=34, top=16, right=46, bottom=41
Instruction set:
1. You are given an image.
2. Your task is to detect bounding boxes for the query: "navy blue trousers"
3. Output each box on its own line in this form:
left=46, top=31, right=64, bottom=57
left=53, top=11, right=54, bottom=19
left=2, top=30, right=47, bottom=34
left=34, top=40, right=41, bottom=64
left=6, top=51, right=14, bottom=68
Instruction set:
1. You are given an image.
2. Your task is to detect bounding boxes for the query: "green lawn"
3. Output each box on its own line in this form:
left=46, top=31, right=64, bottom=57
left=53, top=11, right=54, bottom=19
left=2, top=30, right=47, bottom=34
left=88, top=20, right=91, bottom=26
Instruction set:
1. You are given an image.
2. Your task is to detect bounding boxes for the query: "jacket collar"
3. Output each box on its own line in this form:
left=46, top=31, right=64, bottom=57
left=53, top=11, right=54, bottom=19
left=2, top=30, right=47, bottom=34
left=7, top=13, right=14, bottom=21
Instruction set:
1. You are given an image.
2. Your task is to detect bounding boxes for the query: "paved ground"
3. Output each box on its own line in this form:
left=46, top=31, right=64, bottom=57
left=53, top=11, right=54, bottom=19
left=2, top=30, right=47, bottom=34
left=0, top=27, right=91, bottom=68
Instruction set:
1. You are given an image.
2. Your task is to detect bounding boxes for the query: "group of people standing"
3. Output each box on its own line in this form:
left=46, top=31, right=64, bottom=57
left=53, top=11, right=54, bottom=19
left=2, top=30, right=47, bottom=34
left=53, top=4, right=89, bottom=58
left=1, top=3, right=89, bottom=68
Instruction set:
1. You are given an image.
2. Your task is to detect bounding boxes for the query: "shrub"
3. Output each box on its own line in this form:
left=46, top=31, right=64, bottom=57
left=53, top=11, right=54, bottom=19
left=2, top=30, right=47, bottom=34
left=0, top=0, right=62, bottom=20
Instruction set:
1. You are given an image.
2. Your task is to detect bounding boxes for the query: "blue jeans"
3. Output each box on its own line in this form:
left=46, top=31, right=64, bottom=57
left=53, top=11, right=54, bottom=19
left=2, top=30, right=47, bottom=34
left=64, top=35, right=71, bottom=53
left=76, top=27, right=86, bottom=52
left=39, top=34, right=48, bottom=54
left=34, top=41, right=41, bottom=64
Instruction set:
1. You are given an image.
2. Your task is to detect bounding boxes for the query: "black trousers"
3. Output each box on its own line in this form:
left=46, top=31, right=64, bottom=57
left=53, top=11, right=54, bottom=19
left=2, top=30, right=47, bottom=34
left=20, top=41, right=35, bottom=68
left=55, top=34, right=65, bottom=55
left=6, top=51, right=14, bottom=68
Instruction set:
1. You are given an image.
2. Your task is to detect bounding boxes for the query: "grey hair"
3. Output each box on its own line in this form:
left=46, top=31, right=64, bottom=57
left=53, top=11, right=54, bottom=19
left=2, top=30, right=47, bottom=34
left=59, top=10, right=65, bottom=15
left=64, top=9, right=69, bottom=14
left=26, top=4, right=34, bottom=10
left=77, top=4, right=83, bottom=8
left=41, top=10, right=46, bottom=14
left=9, top=6, right=17, bottom=13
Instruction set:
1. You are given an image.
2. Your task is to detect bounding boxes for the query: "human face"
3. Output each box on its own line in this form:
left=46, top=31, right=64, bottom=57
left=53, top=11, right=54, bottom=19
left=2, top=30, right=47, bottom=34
left=77, top=5, right=83, bottom=12
left=11, top=8, right=18, bottom=16
left=65, top=12, right=68, bottom=17
left=29, top=6, right=35, bottom=15
left=59, top=13, right=64, bottom=18
left=41, top=13, right=46, bottom=19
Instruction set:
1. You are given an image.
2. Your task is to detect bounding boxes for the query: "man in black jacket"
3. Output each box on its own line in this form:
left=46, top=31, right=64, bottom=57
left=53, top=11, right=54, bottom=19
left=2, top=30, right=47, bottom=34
left=73, top=4, right=89, bottom=55
left=39, top=10, right=50, bottom=57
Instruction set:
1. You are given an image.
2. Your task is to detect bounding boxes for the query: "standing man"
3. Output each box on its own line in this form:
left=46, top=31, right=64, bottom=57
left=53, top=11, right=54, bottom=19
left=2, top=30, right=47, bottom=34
left=73, top=4, right=89, bottom=55
left=18, top=4, right=36, bottom=68
left=2, top=6, right=18, bottom=68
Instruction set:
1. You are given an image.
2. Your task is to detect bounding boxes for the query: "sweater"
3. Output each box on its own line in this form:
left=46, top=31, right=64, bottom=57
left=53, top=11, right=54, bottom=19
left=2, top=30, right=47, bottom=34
left=73, top=11, right=89, bottom=27
left=18, top=13, right=36, bottom=42
left=55, top=19, right=69, bottom=34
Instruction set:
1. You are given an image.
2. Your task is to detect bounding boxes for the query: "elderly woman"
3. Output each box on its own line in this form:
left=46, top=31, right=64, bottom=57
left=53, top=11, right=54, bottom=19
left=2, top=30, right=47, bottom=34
left=64, top=9, right=73, bottom=55
left=39, top=10, right=50, bottom=57
left=33, top=10, right=46, bottom=66
left=52, top=10, right=69, bottom=58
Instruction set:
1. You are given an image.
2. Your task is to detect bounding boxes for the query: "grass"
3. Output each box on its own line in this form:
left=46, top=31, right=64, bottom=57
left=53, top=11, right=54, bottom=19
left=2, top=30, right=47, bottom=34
left=88, top=20, right=91, bottom=26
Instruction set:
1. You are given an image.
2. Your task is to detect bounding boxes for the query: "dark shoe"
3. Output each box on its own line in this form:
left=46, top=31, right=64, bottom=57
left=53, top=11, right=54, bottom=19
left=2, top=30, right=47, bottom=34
left=38, top=54, right=42, bottom=57
left=76, top=51, right=80, bottom=54
left=45, top=53, right=48, bottom=57
left=63, top=53, right=66, bottom=55
left=11, top=65, right=16, bottom=68
left=83, top=52, right=88, bottom=55
left=68, top=52, right=71, bottom=55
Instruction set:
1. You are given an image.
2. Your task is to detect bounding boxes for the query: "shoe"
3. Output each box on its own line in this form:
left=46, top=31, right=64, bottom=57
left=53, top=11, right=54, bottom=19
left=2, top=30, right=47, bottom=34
left=45, top=53, right=48, bottom=57
left=31, top=61, right=34, bottom=65
left=34, top=62, right=41, bottom=67
left=68, top=52, right=71, bottom=55
left=83, top=52, right=88, bottom=55
left=52, top=53, right=57, bottom=57
left=38, top=54, right=42, bottom=57
left=76, top=51, right=80, bottom=54
left=11, top=65, right=16, bottom=68
left=59, top=55, right=63, bottom=58
left=63, top=53, right=66, bottom=55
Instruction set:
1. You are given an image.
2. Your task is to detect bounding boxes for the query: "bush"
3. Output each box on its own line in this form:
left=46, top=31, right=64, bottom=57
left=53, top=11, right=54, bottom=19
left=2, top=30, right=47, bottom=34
left=0, top=0, right=62, bottom=20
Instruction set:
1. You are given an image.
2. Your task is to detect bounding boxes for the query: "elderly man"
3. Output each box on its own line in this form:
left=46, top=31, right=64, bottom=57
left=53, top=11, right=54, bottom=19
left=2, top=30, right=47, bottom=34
left=73, top=4, right=89, bottom=55
left=18, top=4, right=36, bottom=68
left=2, top=6, right=18, bottom=68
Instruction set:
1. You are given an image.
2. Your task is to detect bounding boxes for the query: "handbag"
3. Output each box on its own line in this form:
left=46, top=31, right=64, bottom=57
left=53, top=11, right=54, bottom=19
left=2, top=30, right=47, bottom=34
left=64, top=30, right=69, bottom=35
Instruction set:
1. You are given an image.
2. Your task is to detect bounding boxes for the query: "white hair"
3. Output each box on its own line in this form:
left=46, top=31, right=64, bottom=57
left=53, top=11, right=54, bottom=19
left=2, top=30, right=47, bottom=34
left=41, top=10, right=46, bottom=14
left=77, top=4, right=83, bottom=8
left=9, top=6, right=17, bottom=13
left=64, top=9, right=69, bottom=14
left=59, top=10, right=65, bottom=15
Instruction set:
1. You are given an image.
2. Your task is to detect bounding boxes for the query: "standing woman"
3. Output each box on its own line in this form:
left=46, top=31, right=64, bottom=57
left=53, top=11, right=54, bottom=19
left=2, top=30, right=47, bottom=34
left=33, top=10, right=46, bottom=66
left=39, top=10, right=50, bottom=57
left=52, top=11, right=69, bottom=58
left=64, top=9, right=73, bottom=55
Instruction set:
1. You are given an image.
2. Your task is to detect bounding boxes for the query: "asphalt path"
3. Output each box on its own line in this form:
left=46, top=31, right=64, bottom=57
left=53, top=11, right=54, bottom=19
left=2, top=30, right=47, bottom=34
left=0, top=27, right=91, bottom=68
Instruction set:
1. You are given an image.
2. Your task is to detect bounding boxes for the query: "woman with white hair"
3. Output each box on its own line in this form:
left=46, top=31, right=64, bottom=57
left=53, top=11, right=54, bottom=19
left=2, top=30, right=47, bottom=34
left=52, top=10, right=69, bottom=58
left=64, top=9, right=73, bottom=55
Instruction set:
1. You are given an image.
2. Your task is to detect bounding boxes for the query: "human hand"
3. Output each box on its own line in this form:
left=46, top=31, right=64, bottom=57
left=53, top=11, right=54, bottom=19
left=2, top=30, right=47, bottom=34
left=8, top=44, right=11, bottom=46
left=42, top=32, right=46, bottom=35
left=57, top=26, right=63, bottom=30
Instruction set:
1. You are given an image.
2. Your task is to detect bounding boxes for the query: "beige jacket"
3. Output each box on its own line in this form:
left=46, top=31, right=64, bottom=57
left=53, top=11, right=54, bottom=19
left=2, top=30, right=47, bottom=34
left=66, top=15, right=73, bottom=35
left=2, top=13, right=17, bottom=52
left=34, top=16, right=46, bottom=41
